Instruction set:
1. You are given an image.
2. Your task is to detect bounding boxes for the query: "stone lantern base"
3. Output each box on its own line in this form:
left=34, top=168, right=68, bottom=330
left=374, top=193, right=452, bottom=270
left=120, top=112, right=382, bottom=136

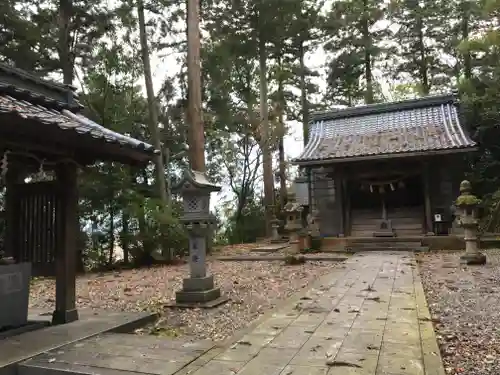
left=167, top=275, right=228, bottom=308
left=460, top=252, right=486, bottom=265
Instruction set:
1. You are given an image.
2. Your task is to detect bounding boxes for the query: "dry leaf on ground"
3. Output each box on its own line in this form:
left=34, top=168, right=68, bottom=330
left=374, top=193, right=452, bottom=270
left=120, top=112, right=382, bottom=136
left=419, top=250, right=500, bottom=375
left=30, top=243, right=340, bottom=342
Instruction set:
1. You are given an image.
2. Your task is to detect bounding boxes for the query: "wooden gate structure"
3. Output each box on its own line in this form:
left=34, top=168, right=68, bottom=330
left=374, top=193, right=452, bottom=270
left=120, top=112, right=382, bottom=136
left=0, top=63, right=157, bottom=324
left=10, top=181, right=58, bottom=276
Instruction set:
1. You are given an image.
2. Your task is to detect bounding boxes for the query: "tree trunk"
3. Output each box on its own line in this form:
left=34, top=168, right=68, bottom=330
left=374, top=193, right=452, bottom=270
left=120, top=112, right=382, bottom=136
left=277, top=58, right=287, bottom=211
left=138, top=169, right=152, bottom=261
left=299, top=41, right=309, bottom=146
left=122, top=212, right=130, bottom=265
left=108, top=203, right=115, bottom=266
left=137, top=0, right=171, bottom=260
left=137, top=0, right=169, bottom=206
left=362, top=0, right=374, bottom=104
left=186, top=0, right=205, bottom=172
left=58, top=0, right=73, bottom=85
left=461, top=1, right=472, bottom=80
left=259, top=32, right=273, bottom=237
left=416, top=16, right=430, bottom=95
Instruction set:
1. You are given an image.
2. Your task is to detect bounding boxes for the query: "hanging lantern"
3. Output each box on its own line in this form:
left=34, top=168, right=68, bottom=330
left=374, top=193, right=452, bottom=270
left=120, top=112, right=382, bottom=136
left=398, top=180, right=405, bottom=189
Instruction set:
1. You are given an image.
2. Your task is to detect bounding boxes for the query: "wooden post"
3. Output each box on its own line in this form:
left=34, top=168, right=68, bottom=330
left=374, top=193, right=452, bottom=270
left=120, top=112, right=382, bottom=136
left=422, top=161, right=434, bottom=235
left=52, top=162, right=79, bottom=325
left=381, top=196, right=387, bottom=220
left=337, top=175, right=345, bottom=237
left=307, top=167, right=313, bottom=211
left=344, top=178, right=351, bottom=236
left=4, top=167, right=22, bottom=259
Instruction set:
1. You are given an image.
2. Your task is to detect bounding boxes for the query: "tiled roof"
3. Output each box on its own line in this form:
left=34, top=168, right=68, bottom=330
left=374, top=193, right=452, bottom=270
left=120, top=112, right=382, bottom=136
left=0, top=67, right=157, bottom=157
left=294, top=94, right=476, bottom=163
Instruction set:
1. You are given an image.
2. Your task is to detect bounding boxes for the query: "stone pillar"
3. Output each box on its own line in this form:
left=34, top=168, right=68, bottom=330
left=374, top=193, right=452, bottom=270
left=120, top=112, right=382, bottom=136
left=456, top=180, right=486, bottom=265
left=308, top=209, right=321, bottom=238
left=3, top=166, right=23, bottom=260
left=172, top=169, right=228, bottom=307
left=52, top=162, right=79, bottom=325
left=300, top=229, right=310, bottom=250
left=284, top=192, right=304, bottom=254
left=270, top=214, right=283, bottom=243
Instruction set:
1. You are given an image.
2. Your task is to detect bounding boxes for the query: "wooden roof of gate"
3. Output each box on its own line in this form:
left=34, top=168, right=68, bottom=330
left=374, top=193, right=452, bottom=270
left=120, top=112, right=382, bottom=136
left=0, top=63, right=158, bottom=165
left=294, top=94, right=476, bottom=165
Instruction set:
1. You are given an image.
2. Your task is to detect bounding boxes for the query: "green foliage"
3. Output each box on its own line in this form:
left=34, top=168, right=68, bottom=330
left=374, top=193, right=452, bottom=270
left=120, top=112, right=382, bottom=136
left=388, top=0, right=452, bottom=95
left=456, top=194, right=482, bottom=207
left=324, top=0, right=389, bottom=105
left=224, top=196, right=267, bottom=244
left=459, top=0, right=500, bottom=208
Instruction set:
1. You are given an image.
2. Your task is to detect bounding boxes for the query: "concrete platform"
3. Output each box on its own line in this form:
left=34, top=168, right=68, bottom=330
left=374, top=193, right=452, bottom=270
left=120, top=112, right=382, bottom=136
left=179, top=252, right=445, bottom=375
left=18, top=333, right=214, bottom=375
left=0, top=309, right=157, bottom=373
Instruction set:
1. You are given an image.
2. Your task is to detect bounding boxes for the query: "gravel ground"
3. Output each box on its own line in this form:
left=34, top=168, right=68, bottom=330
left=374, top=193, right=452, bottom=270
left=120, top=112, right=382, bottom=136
left=30, top=247, right=338, bottom=342
left=419, top=250, right=500, bottom=375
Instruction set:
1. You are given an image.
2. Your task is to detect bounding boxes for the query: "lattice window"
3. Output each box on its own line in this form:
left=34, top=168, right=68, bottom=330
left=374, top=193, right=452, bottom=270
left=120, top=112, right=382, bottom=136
left=187, top=197, right=200, bottom=211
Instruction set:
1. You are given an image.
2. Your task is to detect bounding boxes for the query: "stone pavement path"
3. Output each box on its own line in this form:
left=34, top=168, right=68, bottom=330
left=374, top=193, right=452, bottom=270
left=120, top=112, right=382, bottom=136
left=184, top=252, right=445, bottom=375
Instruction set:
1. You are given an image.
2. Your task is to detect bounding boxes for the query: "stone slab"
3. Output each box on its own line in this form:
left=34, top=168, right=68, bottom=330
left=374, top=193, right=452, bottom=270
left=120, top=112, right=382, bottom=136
left=216, top=255, right=347, bottom=262
left=0, top=309, right=157, bottom=369
left=189, top=252, right=446, bottom=375
left=165, top=295, right=230, bottom=309
left=18, top=332, right=214, bottom=375
left=250, top=244, right=289, bottom=253
left=175, top=287, right=221, bottom=303
left=0, top=321, right=50, bottom=340
left=0, top=262, right=31, bottom=330
left=182, top=275, right=215, bottom=292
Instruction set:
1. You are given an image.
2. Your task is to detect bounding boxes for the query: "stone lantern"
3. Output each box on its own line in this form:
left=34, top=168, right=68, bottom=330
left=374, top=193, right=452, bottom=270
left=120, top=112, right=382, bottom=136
left=308, top=208, right=321, bottom=238
left=294, top=172, right=309, bottom=206
left=270, top=210, right=284, bottom=243
left=284, top=192, right=304, bottom=253
left=171, top=169, right=227, bottom=306
left=455, top=180, right=486, bottom=265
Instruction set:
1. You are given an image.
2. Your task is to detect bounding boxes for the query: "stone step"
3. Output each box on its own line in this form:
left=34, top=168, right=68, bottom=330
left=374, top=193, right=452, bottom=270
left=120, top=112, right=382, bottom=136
left=348, top=237, right=423, bottom=243
left=18, top=333, right=214, bottom=375
left=350, top=242, right=423, bottom=248
left=348, top=246, right=429, bottom=252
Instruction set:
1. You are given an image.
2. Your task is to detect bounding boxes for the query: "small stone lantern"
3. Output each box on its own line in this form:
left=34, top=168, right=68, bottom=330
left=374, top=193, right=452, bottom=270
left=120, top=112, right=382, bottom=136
left=172, top=169, right=227, bottom=306
left=308, top=208, right=321, bottom=238
left=270, top=211, right=284, bottom=243
left=284, top=192, right=304, bottom=253
left=455, top=180, right=486, bottom=265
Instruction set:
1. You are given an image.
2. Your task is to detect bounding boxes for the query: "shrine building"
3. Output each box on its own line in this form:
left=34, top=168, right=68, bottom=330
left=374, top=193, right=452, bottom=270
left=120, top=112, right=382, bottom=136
left=293, top=94, right=476, bottom=239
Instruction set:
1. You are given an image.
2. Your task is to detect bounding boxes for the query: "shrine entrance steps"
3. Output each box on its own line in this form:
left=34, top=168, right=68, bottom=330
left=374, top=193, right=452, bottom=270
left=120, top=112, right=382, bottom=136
left=322, top=237, right=430, bottom=252
left=347, top=237, right=429, bottom=253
